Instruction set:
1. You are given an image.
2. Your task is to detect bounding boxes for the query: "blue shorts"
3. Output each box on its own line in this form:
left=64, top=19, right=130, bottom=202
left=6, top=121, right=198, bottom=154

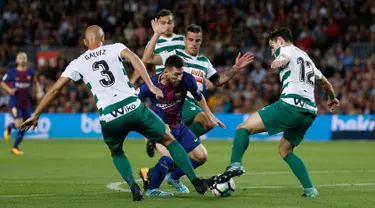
left=170, top=124, right=201, bottom=153
left=10, top=106, right=32, bottom=120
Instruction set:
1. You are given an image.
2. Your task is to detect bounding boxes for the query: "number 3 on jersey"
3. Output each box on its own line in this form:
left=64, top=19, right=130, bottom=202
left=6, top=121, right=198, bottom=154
left=93, top=60, right=115, bottom=87
left=297, top=57, right=314, bottom=86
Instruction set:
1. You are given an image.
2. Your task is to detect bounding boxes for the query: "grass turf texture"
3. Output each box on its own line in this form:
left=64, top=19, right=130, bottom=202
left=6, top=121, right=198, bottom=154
left=1, top=140, right=374, bottom=208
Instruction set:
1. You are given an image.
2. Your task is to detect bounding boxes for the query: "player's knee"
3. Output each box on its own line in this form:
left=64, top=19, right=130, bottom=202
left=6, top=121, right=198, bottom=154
left=190, top=145, right=208, bottom=164
left=203, top=121, right=215, bottom=131
left=278, top=146, right=292, bottom=158
left=236, top=123, right=253, bottom=133
left=160, top=132, right=175, bottom=146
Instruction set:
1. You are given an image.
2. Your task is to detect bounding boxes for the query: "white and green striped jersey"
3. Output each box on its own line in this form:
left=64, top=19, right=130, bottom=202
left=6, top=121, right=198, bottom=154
left=154, top=33, right=185, bottom=73
left=276, top=45, right=323, bottom=114
left=160, top=49, right=217, bottom=99
left=61, top=43, right=140, bottom=122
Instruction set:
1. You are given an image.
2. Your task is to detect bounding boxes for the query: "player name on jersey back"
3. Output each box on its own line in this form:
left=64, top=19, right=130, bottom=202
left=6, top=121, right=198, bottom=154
left=84, top=49, right=106, bottom=60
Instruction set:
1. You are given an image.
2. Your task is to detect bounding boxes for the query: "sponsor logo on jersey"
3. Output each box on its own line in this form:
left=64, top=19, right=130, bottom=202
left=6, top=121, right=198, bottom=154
left=156, top=99, right=182, bottom=109
left=110, top=103, right=137, bottom=118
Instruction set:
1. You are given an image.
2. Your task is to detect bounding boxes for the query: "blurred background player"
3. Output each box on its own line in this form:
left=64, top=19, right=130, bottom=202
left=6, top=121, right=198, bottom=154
left=138, top=55, right=225, bottom=196
left=142, top=19, right=254, bottom=159
left=214, top=28, right=340, bottom=197
left=1, top=52, right=41, bottom=155
left=20, top=25, right=209, bottom=201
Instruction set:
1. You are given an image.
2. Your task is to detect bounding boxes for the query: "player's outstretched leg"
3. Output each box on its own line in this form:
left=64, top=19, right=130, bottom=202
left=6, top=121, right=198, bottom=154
left=215, top=112, right=266, bottom=184
left=167, top=143, right=208, bottom=193
left=111, top=148, right=143, bottom=201
left=140, top=156, right=174, bottom=197
left=4, top=122, right=15, bottom=141
left=160, top=132, right=208, bottom=195
left=279, top=137, right=318, bottom=197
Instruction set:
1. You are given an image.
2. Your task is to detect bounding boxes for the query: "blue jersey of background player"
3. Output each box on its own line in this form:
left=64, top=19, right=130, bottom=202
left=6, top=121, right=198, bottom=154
left=137, top=55, right=225, bottom=196
left=1, top=52, right=42, bottom=155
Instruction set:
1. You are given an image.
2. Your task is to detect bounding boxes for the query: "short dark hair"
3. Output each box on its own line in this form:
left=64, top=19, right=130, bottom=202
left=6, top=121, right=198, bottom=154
left=165, top=55, right=185, bottom=69
left=267, top=28, right=293, bottom=43
left=157, top=9, right=173, bottom=19
left=185, top=24, right=202, bottom=35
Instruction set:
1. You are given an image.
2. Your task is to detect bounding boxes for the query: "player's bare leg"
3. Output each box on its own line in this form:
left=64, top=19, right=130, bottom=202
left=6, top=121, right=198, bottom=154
left=215, top=112, right=266, bottom=184
left=11, top=118, right=25, bottom=155
left=279, top=137, right=319, bottom=197
left=167, top=144, right=208, bottom=193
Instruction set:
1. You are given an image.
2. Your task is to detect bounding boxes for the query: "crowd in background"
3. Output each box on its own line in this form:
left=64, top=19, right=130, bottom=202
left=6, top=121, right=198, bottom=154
left=0, top=0, right=374, bottom=114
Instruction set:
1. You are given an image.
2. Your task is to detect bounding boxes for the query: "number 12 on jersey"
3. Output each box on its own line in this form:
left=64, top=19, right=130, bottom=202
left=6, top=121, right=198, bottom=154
left=297, top=57, right=314, bottom=86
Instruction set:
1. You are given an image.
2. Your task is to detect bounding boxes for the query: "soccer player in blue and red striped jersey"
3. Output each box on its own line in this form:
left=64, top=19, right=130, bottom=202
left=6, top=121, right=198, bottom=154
left=1, top=52, right=42, bottom=155
left=137, top=55, right=225, bottom=196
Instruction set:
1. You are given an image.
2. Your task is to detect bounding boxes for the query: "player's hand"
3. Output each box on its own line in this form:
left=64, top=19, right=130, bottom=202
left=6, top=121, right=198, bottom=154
left=234, top=52, right=254, bottom=70
left=151, top=18, right=168, bottom=35
left=8, top=88, right=17, bottom=95
left=210, top=116, right=226, bottom=130
left=20, top=115, right=39, bottom=131
left=150, top=86, right=164, bottom=99
left=327, top=98, right=339, bottom=112
left=270, top=60, right=283, bottom=69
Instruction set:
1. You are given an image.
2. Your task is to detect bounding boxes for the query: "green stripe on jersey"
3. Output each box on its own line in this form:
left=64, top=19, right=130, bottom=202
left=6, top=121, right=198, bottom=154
left=282, top=82, right=289, bottom=90
left=172, top=36, right=184, bottom=41
left=98, top=96, right=138, bottom=115
left=94, top=95, right=99, bottom=103
left=176, top=50, right=192, bottom=59
left=154, top=45, right=185, bottom=54
left=281, top=71, right=291, bottom=84
left=197, top=56, right=209, bottom=62
left=157, top=39, right=168, bottom=43
left=86, top=82, right=92, bottom=89
left=156, top=68, right=164, bottom=73
left=280, top=93, right=316, bottom=107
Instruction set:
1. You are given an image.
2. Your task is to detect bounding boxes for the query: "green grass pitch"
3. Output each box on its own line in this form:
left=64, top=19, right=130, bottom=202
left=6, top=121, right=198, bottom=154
left=1, top=139, right=375, bottom=208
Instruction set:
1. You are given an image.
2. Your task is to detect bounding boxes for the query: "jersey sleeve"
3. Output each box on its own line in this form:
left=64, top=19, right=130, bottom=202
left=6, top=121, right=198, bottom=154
left=137, top=82, right=153, bottom=100
left=2, top=71, right=12, bottom=82
left=61, top=60, right=82, bottom=82
left=159, top=50, right=177, bottom=65
left=205, top=59, right=217, bottom=79
left=185, top=73, right=203, bottom=101
left=113, top=43, right=127, bottom=59
left=279, top=46, right=292, bottom=58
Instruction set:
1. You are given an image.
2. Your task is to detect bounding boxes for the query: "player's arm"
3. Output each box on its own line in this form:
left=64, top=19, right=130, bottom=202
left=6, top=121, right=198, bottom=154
left=120, top=48, right=163, bottom=99
left=141, top=19, right=167, bottom=65
left=20, top=77, right=70, bottom=131
left=211, top=52, right=254, bottom=87
left=0, top=81, right=16, bottom=95
left=316, top=75, right=339, bottom=112
left=33, top=76, right=42, bottom=99
left=187, top=74, right=226, bottom=129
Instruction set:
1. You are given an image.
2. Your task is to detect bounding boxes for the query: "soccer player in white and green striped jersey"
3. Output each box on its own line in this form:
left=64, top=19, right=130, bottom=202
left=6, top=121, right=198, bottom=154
left=214, top=28, right=340, bottom=197
left=153, top=9, right=185, bottom=74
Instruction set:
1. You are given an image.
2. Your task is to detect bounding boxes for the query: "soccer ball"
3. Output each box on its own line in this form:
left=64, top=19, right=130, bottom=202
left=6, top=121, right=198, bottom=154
left=211, top=178, right=235, bottom=197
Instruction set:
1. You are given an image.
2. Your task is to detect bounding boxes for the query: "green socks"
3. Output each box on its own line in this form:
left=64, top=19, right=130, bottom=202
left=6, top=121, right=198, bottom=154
left=283, top=152, right=313, bottom=189
left=112, top=153, right=136, bottom=187
left=167, top=140, right=197, bottom=181
left=188, top=123, right=207, bottom=137
left=230, top=128, right=250, bottom=163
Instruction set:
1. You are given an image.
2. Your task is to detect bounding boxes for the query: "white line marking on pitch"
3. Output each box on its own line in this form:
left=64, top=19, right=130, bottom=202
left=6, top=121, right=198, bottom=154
left=106, top=169, right=375, bottom=193
left=0, top=194, right=57, bottom=198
